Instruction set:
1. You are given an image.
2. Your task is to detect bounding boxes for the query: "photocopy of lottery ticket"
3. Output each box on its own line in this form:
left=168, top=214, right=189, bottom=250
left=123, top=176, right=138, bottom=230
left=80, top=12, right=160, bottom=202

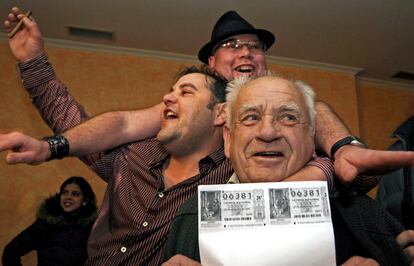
left=198, top=181, right=335, bottom=266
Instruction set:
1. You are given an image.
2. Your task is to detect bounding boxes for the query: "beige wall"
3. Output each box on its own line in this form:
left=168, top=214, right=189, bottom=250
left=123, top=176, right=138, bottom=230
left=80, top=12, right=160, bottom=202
left=357, top=81, right=414, bottom=150
left=0, top=40, right=413, bottom=263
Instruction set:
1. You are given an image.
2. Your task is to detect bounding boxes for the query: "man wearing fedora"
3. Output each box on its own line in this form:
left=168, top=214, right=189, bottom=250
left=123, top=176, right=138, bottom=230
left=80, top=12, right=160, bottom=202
left=4, top=8, right=408, bottom=265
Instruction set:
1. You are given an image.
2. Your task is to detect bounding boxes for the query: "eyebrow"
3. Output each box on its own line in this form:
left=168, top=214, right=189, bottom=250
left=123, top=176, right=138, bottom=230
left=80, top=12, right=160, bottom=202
left=179, top=83, right=198, bottom=91
left=278, top=103, right=300, bottom=112
left=239, top=104, right=262, bottom=114
left=238, top=103, right=301, bottom=114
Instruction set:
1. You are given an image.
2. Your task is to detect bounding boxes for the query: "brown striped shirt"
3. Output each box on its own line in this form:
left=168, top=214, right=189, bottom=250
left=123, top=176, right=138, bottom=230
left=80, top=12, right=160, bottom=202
left=18, top=54, right=233, bottom=265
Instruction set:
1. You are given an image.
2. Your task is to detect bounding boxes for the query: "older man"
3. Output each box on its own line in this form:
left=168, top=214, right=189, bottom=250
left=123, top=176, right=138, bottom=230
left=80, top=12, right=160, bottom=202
left=162, top=75, right=412, bottom=265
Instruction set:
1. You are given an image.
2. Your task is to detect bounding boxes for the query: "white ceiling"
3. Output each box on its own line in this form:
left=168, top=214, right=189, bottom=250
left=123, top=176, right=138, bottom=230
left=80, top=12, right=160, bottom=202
left=2, top=0, right=414, bottom=85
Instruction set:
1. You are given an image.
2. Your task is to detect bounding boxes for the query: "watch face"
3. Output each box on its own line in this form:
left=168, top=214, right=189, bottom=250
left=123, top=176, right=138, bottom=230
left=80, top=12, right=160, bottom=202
left=350, top=139, right=366, bottom=148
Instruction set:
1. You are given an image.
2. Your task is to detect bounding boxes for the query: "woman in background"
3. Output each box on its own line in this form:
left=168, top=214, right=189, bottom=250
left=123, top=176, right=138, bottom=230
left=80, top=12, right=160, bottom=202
left=2, top=176, right=97, bottom=266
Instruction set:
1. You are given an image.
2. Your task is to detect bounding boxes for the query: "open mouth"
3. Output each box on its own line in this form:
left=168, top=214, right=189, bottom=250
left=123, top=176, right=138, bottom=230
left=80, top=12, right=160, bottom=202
left=62, top=201, right=73, bottom=207
left=164, top=110, right=178, bottom=119
left=234, top=65, right=255, bottom=74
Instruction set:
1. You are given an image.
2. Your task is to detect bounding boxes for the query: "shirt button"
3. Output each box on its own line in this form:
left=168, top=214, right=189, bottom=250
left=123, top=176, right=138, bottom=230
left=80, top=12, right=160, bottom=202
left=142, top=221, right=148, bottom=227
left=120, top=246, right=127, bottom=253
left=158, top=192, right=164, bottom=198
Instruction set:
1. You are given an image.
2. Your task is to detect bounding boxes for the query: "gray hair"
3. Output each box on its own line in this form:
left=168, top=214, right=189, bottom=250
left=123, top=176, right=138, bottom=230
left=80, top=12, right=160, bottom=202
left=225, top=73, right=316, bottom=133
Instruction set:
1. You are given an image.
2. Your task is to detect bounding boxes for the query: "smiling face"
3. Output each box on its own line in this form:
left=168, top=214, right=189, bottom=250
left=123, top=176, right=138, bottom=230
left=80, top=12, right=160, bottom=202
left=60, top=183, right=85, bottom=213
left=224, top=77, right=315, bottom=183
left=208, top=34, right=267, bottom=81
left=157, top=73, right=222, bottom=156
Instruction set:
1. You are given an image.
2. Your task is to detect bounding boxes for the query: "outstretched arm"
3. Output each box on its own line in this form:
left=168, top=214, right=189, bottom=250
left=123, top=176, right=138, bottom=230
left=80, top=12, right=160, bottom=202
left=62, top=105, right=162, bottom=156
left=334, top=145, right=414, bottom=182
left=0, top=103, right=163, bottom=164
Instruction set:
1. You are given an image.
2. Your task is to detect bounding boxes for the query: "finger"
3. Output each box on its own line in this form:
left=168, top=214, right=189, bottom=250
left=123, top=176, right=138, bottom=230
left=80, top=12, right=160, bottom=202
left=341, top=256, right=379, bottom=266
left=7, top=12, right=18, bottom=22
left=0, top=139, right=20, bottom=152
left=404, top=245, right=414, bottom=262
left=8, top=11, right=33, bottom=38
left=5, top=13, right=18, bottom=31
left=11, top=7, right=23, bottom=16
left=6, top=151, right=36, bottom=165
left=397, top=230, right=414, bottom=247
left=4, top=20, right=12, bottom=31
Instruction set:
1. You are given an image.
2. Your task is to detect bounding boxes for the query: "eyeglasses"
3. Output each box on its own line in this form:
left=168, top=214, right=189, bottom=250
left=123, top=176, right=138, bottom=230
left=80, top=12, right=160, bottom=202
left=212, top=39, right=267, bottom=54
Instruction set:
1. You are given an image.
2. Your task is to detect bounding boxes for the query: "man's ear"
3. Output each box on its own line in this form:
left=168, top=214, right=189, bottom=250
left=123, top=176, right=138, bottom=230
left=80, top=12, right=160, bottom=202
left=223, top=125, right=231, bottom=158
left=208, top=55, right=216, bottom=68
left=214, top=103, right=227, bottom=126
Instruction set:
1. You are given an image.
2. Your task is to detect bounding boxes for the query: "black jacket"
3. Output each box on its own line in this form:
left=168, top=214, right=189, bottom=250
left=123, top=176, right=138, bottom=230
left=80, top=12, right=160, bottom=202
left=2, top=194, right=96, bottom=266
left=377, top=116, right=414, bottom=228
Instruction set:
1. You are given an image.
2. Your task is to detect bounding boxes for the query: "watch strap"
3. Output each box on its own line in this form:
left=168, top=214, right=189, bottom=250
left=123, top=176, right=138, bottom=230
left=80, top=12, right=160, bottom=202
left=42, top=135, right=70, bottom=160
left=330, top=136, right=366, bottom=159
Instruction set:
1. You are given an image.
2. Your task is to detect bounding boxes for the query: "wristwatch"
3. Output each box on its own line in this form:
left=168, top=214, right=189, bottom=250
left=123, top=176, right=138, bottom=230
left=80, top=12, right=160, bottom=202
left=330, top=136, right=366, bottom=159
left=42, top=135, right=70, bottom=160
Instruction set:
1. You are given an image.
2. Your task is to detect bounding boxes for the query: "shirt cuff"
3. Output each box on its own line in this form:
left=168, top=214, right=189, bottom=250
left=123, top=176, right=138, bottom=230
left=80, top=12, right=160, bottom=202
left=18, top=53, right=56, bottom=90
left=306, top=155, right=335, bottom=195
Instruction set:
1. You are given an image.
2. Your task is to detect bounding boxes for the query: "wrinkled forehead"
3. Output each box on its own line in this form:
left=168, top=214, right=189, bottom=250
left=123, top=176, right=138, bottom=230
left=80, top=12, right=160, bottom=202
left=237, top=77, right=303, bottom=107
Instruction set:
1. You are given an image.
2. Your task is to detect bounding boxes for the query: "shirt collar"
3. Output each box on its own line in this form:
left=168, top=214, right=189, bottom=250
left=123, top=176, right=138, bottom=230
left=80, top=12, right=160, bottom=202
left=148, top=140, right=227, bottom=173
left=227, top=173, right=240, bottom=184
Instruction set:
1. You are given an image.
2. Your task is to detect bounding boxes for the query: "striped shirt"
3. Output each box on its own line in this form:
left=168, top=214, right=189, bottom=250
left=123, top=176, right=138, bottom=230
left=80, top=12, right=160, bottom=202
left=18, top=54, right=233, bottom=265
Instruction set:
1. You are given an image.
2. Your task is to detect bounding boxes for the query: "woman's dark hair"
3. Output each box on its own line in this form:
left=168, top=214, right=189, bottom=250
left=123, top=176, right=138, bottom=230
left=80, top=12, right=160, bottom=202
left=60, top=176, right=97, bottom=214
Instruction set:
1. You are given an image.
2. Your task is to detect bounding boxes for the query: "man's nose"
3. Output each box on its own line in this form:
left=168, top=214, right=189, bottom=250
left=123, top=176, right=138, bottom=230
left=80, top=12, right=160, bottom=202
left=238, top=44, right=252, bottom=57
left=163, top=91, right=178, bottom=104
left=256, top=118, right=281, bottom=142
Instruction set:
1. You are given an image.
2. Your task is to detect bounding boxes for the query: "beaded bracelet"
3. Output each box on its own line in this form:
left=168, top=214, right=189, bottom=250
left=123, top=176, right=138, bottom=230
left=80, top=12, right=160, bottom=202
left=42, top=135, right=70, bottom=160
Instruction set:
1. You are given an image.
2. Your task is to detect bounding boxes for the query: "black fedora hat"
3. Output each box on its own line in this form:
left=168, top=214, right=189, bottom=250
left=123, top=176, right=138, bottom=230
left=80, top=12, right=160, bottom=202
left=198, top=11, right=275, bottom=64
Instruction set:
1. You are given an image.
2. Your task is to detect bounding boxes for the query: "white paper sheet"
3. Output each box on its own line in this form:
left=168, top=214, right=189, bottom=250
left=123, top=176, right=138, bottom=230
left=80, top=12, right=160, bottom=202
left=198, top=181, right=336, bottom=266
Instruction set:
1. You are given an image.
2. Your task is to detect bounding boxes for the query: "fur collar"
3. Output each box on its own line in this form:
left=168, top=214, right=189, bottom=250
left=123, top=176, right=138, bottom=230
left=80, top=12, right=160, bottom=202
left=37, top=193, right=96, bottom=227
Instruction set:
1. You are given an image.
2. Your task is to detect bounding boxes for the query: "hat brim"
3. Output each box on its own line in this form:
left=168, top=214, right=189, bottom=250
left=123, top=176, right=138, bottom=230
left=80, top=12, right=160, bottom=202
left=198, top=29, right=275, bottom=64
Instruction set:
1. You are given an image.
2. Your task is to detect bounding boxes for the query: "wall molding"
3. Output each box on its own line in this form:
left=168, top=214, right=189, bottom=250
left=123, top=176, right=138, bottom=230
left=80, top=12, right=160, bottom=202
left=0, top=33, right=362, bottom=75
left=3, top=33, right=413, bottom=89
left=266, top=56, right=362, bottom=76
left=357, top=77, right=414, bottom=91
